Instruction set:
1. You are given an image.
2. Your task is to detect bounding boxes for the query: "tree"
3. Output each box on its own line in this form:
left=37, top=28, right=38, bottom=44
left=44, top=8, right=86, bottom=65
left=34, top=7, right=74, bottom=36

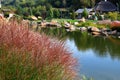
left=47, top=8, right=53, bottom=19
left=22, top=7, right=30, bottom=17
left=90, top=0, right=95, bottom=7
left=36, top=0, right=47, bottom=5
left=80, top=0, right=90, bottom=8
left=16, top=6, right=23, bottom=16
left=46, top=3, right=52, bottom=10
left=82, top=8, right=89, bottom=18
left=53, top=9, right=60, bottom=18
left=70, top=10, right=76, bottom=20
left=71, top=0, right=81, bottom=10
left=54, top=0, right=61, bottom=7
left=63, top=0, right=66, bottom=8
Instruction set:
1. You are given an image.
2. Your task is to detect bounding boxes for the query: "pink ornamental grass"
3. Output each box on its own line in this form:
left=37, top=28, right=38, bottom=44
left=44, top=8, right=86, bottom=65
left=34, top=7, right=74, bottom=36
left=0, top=20, right=77, bottom=80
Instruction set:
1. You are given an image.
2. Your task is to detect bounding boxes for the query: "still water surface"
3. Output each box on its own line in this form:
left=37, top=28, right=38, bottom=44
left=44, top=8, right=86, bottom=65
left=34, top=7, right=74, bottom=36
left=41, top=28, right=120, bottom=80
left=66, top=39, right=120, bottom=80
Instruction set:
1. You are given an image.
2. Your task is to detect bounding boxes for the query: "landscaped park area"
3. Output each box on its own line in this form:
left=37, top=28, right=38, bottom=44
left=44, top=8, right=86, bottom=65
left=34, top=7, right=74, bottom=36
left=1, top=0, right=120, bottom=80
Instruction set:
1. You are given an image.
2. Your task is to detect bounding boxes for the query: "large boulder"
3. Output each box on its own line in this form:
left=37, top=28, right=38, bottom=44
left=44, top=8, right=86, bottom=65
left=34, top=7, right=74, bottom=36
left=80, top=27, right=87, bottom=31
left=92, top=32, right=101, bottom=35
left=91, top=27, right=100, bottom=32
left=31, top=16, right=38, bottom=20
left=74, top=22, right=79, bottom=25
left=70, top=25, right=76, bottom=31
left=79, top=17, right=86, bottom=22
left=64, top=22, right=71, bottom=29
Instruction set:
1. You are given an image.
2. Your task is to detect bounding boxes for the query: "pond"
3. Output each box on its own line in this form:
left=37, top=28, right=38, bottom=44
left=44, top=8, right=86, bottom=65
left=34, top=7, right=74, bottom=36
left=40, top=28, right=120, bottom=80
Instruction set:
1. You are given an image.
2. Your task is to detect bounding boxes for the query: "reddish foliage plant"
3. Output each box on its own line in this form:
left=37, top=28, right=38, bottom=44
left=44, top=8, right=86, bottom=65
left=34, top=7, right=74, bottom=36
left=110, top=21, right=120, bottom=27
left=0, top=20, right=77, bottom=80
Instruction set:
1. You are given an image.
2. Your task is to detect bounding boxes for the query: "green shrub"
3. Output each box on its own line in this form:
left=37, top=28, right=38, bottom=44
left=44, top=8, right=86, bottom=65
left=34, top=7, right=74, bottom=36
left=47, top=8, right=54, bottom=19
left=53, top=9, right=60, bottom=18
left=96, top=15, right=103, bottom=20
left=70, top=11, right=77, bottom=20
left=117, top=13, right=120, bottom=21
left=107, top=12, right=118, bottom=21
left=76, top=21, right=95, bottom=27
left=9, top=15, right=23, bottom=22
left=34, top=10, right=41, bottom=17
left=81, top=8, right=88, bottom=18
left=4, top=12, right=9, bottom=18
left=76, top=21, right=106, bottom=28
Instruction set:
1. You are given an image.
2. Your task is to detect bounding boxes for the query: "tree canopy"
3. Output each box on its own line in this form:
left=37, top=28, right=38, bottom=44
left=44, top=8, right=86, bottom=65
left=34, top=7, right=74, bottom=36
left=1, top=0, right=120, bottom=19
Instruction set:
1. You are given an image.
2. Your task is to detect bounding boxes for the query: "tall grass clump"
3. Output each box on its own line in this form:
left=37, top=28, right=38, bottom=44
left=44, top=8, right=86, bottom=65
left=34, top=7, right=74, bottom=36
left=0, top=19, right=77, bottom=80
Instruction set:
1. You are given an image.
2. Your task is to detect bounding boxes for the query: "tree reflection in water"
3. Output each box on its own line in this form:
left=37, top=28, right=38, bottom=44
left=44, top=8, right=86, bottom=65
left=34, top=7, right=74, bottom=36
left=40, top=28, right=120, bottom=59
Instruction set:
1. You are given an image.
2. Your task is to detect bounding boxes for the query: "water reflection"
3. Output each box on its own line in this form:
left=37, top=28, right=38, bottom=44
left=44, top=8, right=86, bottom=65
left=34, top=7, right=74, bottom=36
left=40, top=28, right=120, bottom=60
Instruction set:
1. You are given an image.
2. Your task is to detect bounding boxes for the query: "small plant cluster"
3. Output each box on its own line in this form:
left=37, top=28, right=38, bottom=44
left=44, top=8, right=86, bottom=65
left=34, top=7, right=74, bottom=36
left=81, top=8, right=89, bottom=19
left=75, top=21, right=106, bottom=28
left=104, top=12, right=120, bottom=21
left=0, top=20, right=77, bottom=80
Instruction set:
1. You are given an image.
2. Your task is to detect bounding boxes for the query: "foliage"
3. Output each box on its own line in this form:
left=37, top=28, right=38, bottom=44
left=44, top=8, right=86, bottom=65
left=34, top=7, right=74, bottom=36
left=40, top=27, right=67, bottom=40
left=0, top=20, right=77, bottom=80
left=47, top=8, right=54, bottom=19
left=52, top=19, right=79, bottom=25
left=81, top=8, right=89, bottom=18
left=95, top=13, right=103, bottom=20
left=70, top=11, right=77, bottom=20
left=1, top=0, right=120, bottom=19
left=76, top=21, right=106, bottom=28
left=53, top=9, right=60, bottom=18
left=106, top=12, right=118, bottom=21
left=80, top=0, right=91, bottom=8
left=4, top=12, right=9, bottom=18
left=41, top=27, right=120, bottom=59
left=9, top=14, right=23, bottom=22
left=117, top=13, right=120, bottom=21
left=22, top=7, right=30, bottom=17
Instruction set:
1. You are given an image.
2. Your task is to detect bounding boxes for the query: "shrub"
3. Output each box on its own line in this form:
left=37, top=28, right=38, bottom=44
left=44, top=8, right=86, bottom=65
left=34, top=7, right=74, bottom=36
left=107, top=12, right=118, bottom=21
left=117, top=13, right=120, bottom=21
left=47, top=8, right=54, bottom=19
left=76, top=21, right=106, bottom=28
left=4, top=12, right=9, bottom=18
left=81, top=8, right=88, bottom=18
left=53, top=9, right=60, bottom=18
left=70, top=11, right=77, bottom=20
left=0, top=20, right=77, bottom=80
left=96, top=14, right=103, bottom=20
left=9, top=15, right=23, bottom=22
left=76, top=21, right=95, bottom=27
